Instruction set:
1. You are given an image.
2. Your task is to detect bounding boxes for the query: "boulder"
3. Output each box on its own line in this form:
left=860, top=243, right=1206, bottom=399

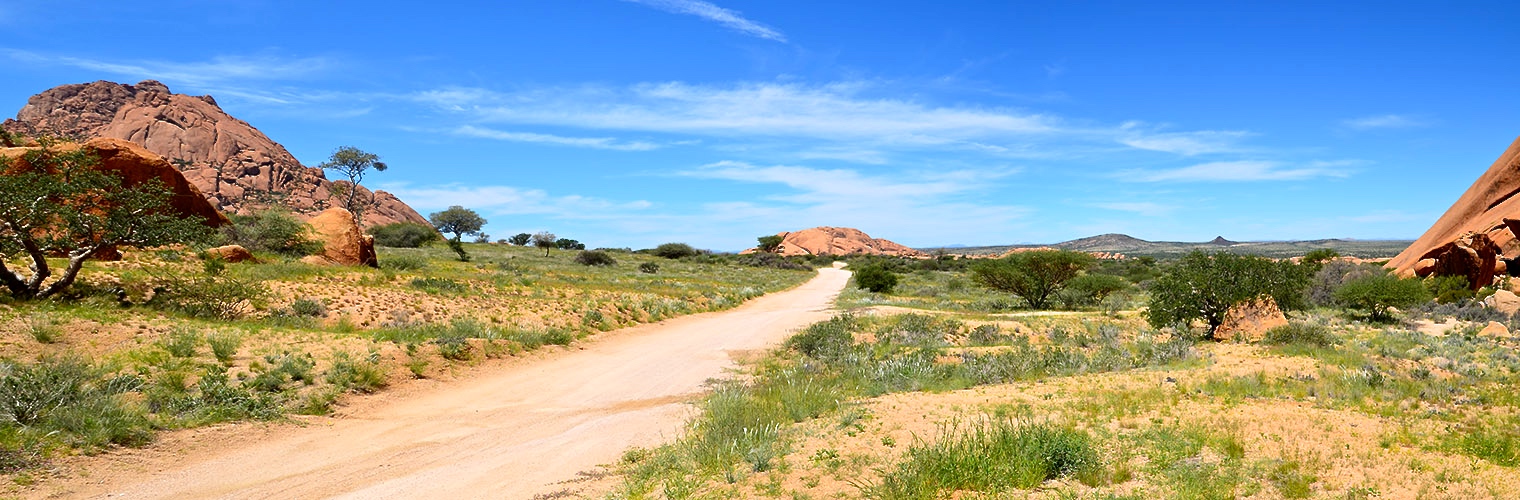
left=1388, top=135, right=1520, bottom=289
left=1483, top=289, right=1520, bottom=316
left=204, top=245, right=256, bottom=263
left=745, top=226, right=927, bottom=258
left=303, top=208, right=378, bottom=267
left=1479, top=321, right=1510, bottom=337
left=1214, top=296, right=1289, bottom=342
left=2, top=80, right=429, bottom=229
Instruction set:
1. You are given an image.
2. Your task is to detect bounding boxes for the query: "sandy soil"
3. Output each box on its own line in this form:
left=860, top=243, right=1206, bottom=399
left=34, top=267, right=851, bottom=500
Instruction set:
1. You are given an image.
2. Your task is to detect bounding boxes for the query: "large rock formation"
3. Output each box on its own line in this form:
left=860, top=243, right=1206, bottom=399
left=1388, top=135, right=1520, bottom=289
left=2, top=80, right=429, bottom=228
left=301, top=208, right=378, bottom=267
left=0, top=137, right=228, bottom=228
left=752, top=227, right=927, bottom=258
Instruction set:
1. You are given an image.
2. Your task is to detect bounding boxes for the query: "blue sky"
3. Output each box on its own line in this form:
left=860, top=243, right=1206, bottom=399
left=2, top=1, right=1516, bottom=250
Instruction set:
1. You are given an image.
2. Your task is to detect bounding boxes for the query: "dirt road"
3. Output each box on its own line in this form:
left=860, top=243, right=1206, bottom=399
left=52, top=267, right=850, bottom=499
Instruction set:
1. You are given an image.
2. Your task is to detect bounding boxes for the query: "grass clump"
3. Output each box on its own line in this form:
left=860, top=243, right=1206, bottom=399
left=379, top=253, right=429, bottom=271
left=0, top=356, right=154, bottom=467
left=1262, top=321, right=1336, bottom=348
left=161, top=327, right=201, bottom=358
left=22, top=314, right=61, bottom=344
left=408, top=277, right=469, bottom=295
left=326, top=351, right=388, bottom=394
left=868, top=419, right=1101, bottom=498
left=205, top=330, right=242, bottom=365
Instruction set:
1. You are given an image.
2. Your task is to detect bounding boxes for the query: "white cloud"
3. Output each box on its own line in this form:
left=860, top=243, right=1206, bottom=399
left=1341, top=114, right=1426, bottom=130
left=453, top=125, right=660, bottom=151
left=1094, top=202, right=1177, bottom=217
left=413, top=81, right=1059, bottom=146
left=1118, top=123, right=1252, bottom=155
left=4, top=49, right=332, bottom=87
left=622, top=0, right=787, bottom=42
left=376, top=183, right=652, bottom=216
left=1124, top=160, right=1351, bottom=182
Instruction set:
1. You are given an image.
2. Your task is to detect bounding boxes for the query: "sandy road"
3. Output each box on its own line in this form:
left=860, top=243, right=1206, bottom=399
left=54, top=267, right=850, bottom=500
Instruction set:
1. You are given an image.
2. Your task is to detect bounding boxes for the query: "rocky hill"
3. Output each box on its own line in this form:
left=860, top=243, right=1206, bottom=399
left=757, top=227, right=927, bottom=258
left=945, top=234, right=1411, bottom=259
left=2, top=80, right=429, bottom=228
left=1387, top=134, right=1520, bottom=289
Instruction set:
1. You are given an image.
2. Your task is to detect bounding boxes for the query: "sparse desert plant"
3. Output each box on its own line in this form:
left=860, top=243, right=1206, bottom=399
left=379, top=253, right=429, bottom=271
left=652, top=242, right=700, bottom=259
left=868, top=419, right=1101, bottom=497
left=161, top=327, right=202, bottom=358
left=853, top=264, right=899, bottom=293
left=409, top=277, right=469, bottom=295
left=368, top=222, right=440, bottom=248
left=155, top=274, right=270, bottom=320
left=248, top=351, right=317, bottom=393
left=22, top=314, right=61, bottom=344
left=205, top=330, right=242, bottom=365
left=575, top=250, right=617, bottom=266
left=326, top=351, right=388, bottom=393
left=638, top=262, right=660, bottom=274
left=289, top=297, right=328, bottom=318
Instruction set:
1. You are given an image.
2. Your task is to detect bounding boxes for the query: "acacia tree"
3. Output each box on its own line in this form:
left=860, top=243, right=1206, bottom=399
left=969, top=249, right=1096, bottom=309
left=429, top=206, right=485, bottom=262
left=757, top=235, right=784, bottom=253
left=320, top=146, right=387, bottom=225
left=0, top=140, right=211, bottom=299
left=532, top=232, right=557, bottom=256
left=508, top=233, right=532, bottom=246
left=1146, top=250, right=1310, bottom=336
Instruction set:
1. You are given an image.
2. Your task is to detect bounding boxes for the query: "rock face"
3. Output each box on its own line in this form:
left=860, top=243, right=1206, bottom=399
left=753, top=227, right=927, bottom=258
left=1388, top=135, right=1520, bottom=289
left=0, top=137, right=229, bottom=228
left=203, top=245, right=256, bottom=263
left=302, top=208, right=378, bottom=267
left=1483, top=289, right=1520, bottom=316
left=1214, top=297, right=1288, bottom=342
left=2, top=80, right=429, bottom=228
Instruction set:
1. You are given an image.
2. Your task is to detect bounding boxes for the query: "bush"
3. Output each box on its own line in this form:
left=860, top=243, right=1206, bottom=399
left=853, top=264, right=899, bottom=293
left=1146, top=251, right=1310, bottom=335
left=1262, top=322, right=1336, bottom=347
left=574, top=250, right=617, bottom=266
left=288, top=298, right=327, bottom=317
left=1307, top=261, right=1380, bottom=308
left=784, top=315, right=856, bottom=358
left=155, top=275, right=270, bottom=320
left=1336, top=273, right=1431, bottom=321
left=220, top=209, right=324, bottom=257
left=367, top=222, right=440, bottom=248
left=1058, top=273, right=1130, bottom=309
left=869, top=419, right=1101, bottom=497
left=734, top=252, right=811, bottom=271
left=1426, top=275, right=1475, bottom=304
left=325, top=351, right=387, bottom=394
left=638, top=262, right=660, bottom=274
left=652, top=242, right=700, bottom=259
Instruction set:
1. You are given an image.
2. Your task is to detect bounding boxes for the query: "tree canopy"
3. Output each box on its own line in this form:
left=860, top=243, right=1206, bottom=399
left=0, top=140, right=211, bottom=299
left=1145, top=250, right=1311, bottom=335
left=969, top=250, right=1096, bottom=309
left=757, top=235, right=784, bottom=253
left=319, top=146, right=387, bottom=224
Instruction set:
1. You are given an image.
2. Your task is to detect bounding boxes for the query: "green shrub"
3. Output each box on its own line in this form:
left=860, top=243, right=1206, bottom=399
left=367, top=222, right=440, bottom=248
left=380, top=253, right=429, bottom=271
left=248, top=352, right=317, bottom=393
left=161, top=327, right=201, bottom=358
left=1262, top=322, right=1336, bottom=348
left=1336, top=274, right=1432, bottom=321
left=638, top=262, right=660, bottom=274
left=22, top=314, right=60, bottom=344
left=575, top=250, right=617, bottom=266
left=219, top=209, right=323, bottom=257
left=433, top=334, right=473, bottom=361
left=652, top=242, right=700, bottom=259
left=288, top=298, right=327, bottom=317
left=205, top=331, right=242, bottom=365
left=155, top=274, right=270, bottom=320
left=868, top=419, right=1101, bottom=498
left=409, top=277, right=469, bottom=295
left=326, top=351, right=388, bottom=393
left=0, top=356, right=153, bottom=455
left=734, top=252, right=811, bottom=271
left=853, top=264, right=899, bottom=293
left=1425, top=275, right=1475, bottom=304
left=1146, top=251, right=1310, bottom=335
left=784, top=315, right=856, bottom=358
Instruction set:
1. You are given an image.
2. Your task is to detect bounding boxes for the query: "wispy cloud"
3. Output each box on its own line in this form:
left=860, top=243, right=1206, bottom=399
left=453, top=125, right=660, bottom=151
left=1124, top=160, right=1352, bottom=182
left=622, top=0, right=787, bottom=42
left=1341, top=114, right=1427, bottom=130
left=376, top=182, right=652, bottom=216
left=413, top=81, right=1058, bottom=146
left=1118, top=122, right=1252, bottom=155
left=1094, top=202, right=1177, bottom=217
left=3, top=49, right=332, bottom=87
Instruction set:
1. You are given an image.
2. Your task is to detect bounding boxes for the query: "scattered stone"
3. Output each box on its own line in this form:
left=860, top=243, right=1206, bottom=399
left=1479, top=321, right=1509, bottom=337
left=1214, top=296, right=1288, bottom=342
left=1484, top=289, right=1520, bottom=315
left=204, top=245, right=256, bottom=263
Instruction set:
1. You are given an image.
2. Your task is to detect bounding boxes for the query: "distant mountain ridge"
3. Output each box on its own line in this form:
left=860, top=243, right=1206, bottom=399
left=935, top=233, right=1413, bottom=258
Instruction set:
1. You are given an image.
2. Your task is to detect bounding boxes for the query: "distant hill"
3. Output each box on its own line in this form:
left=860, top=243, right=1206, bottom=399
left=933, top=233, right=1412, bottom=259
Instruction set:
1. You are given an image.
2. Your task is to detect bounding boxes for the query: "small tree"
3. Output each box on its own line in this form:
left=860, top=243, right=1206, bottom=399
left=220, top=208, right=323, bottom=257
left=319, top=146, right=387, bottom=225
left=969, top=250, right=1096, bottom=309
left=532, top=231, right=558, bottom=256
left=1058, top=273, right=1130, bottom=309
left=556, top=238, right=586, bottom=250
left=652, top=242, right=700, bottom=259
left=508, top=233, right=532, bottom=246
left=429, top=206, right=486, bottom=262
left=1334, top=273, right=1431, bottom=322
left=368, top=222, right=440, bottom=248
left=757, top=235, right=784, bottom=253
left=852, top=264, right=898, bottom=293
left=0, top=140, right=212, bottom=299
left=1145, top=250, right=1311, bottom=336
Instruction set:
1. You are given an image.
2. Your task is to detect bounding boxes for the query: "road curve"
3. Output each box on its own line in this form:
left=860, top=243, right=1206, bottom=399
left=56, top=267, right=850, bottom=499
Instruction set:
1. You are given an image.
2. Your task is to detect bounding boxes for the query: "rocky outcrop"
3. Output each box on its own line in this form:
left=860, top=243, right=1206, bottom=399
left=1388, top=135, right=1520, bottom=289
left=301, top=208, right=378, bottom=267
left=1214, top=297, right=1288, bottom=342
left=2, top=80, right=429, bottom=228
left=0, top=137, right=228, bottom=228
left=1483, top=289, right=1520, bottom=316
left=749, top=227, right=927, bottom=258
